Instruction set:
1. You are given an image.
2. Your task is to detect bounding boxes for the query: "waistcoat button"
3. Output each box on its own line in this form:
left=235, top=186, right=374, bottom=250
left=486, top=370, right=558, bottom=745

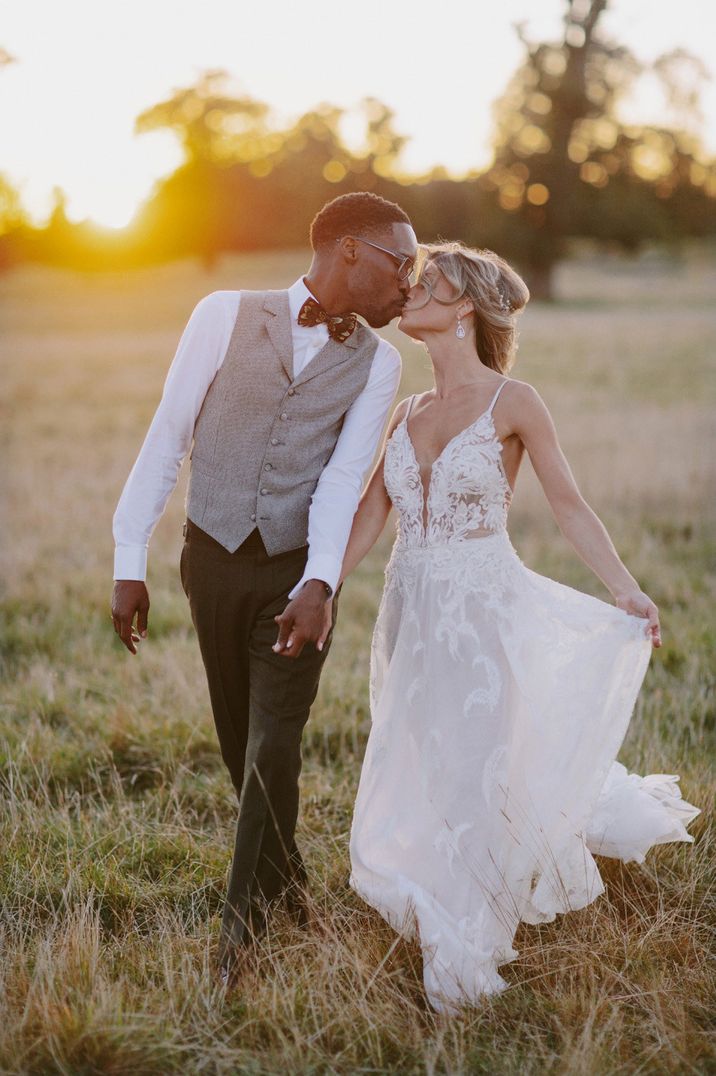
left=250, top=513, right=256, bottom=521
left=287, top=388, right=296, bottom=396
left=280, top=412, right=288, bottom=420
left=265, top=462, right=273, bottom=470
left=271, top=437, right=279, bottom=445
left=260, top=488, right=269, bottom=495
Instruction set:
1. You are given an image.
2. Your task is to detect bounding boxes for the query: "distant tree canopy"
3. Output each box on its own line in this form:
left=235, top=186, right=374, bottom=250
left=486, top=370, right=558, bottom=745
left=126, top=83, right=420, bottom=267
left=0, top=46, right=27, bottom=267
left=481, top=0, right=716, bottom=295
left=1, top=4, right=715, bottom=292
left=0, top=173, right=24, bottom=234
left=135, top=69, right=273, bottom=166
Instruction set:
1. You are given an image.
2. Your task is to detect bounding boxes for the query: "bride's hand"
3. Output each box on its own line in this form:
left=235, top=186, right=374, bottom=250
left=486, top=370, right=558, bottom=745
left=614, top=588, right=661, bottom=647
left=317, top=598, right=334, bottom=652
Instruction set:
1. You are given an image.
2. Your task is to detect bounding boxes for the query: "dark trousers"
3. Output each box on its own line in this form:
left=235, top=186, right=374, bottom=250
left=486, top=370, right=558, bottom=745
left=180, top=520, right=338, bottom=965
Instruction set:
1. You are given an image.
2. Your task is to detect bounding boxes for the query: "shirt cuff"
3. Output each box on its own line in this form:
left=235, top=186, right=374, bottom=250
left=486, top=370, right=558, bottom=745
left=113, top=544, right=148, bottom=581
left=288, top=554, right=342, bottom=600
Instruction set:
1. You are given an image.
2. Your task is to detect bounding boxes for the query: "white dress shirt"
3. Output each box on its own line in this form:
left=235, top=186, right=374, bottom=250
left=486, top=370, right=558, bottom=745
left=113, top=277, right=401, bottom=598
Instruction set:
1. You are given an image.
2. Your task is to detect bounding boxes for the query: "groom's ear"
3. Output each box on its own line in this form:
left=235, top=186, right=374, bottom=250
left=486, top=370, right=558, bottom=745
left=336, top=235, right=359, bottom=265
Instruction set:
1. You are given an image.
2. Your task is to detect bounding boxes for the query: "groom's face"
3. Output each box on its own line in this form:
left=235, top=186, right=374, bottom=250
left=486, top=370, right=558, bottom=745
left=345, top=222, right=418, bottom=328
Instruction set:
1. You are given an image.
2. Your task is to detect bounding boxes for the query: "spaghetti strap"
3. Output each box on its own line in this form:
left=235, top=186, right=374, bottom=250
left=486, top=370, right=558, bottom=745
left=486, top=379, right=509, bottom=415
left=404, top=393, right=418, bottom=421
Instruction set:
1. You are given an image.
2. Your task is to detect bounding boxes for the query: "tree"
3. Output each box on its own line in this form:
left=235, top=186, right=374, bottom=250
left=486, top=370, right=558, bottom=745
left=0, top=46, right=27, bottom=269
left=0, top=173, right=23, bottom=232
left=135, top=69, right=272, bottom=166
left=131, top=78, right=414, bottom=266
left=486, top=0, right=716, bottom=298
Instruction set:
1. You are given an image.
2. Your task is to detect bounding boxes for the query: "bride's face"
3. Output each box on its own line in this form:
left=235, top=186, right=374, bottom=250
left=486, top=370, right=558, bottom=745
left=397, top=260, right=465, bottom=340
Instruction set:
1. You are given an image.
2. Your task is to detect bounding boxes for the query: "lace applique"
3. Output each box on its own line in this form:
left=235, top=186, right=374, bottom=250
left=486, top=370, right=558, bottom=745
left=433, top=821, right=474, bottom=879
left=384, top=411, right=512, bottom=550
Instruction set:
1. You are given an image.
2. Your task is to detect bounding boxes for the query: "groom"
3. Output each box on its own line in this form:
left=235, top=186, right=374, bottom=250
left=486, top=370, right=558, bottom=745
left=111, top=192, right=417, bottom=974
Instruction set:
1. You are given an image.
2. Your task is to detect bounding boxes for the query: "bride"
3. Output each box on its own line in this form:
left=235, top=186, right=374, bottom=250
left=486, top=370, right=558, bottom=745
left=320, top=241, right=700, bottom=1014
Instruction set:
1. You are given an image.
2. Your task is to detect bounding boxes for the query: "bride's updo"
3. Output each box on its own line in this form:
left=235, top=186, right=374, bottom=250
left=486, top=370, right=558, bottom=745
left=420, top=241, right=530, bottom=373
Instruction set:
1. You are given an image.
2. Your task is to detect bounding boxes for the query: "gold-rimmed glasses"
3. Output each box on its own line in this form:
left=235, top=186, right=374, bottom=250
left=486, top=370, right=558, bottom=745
left=409, top=265, right=466, bottom=309
left=339, top=236, right=416, bottom=282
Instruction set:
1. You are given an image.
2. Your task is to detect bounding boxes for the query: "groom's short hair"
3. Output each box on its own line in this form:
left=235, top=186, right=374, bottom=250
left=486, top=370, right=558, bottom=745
left=310, top=192, right=411, bottom=251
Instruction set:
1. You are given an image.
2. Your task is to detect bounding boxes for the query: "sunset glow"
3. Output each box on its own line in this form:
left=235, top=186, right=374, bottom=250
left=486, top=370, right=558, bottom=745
left=2, top=0, right=715, bottom=229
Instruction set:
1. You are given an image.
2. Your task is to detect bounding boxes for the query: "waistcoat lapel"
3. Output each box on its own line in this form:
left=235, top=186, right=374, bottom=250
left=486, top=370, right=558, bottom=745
left=263, top=292, right=294, bottom=381
left=290, top=317, right=362, bottom=388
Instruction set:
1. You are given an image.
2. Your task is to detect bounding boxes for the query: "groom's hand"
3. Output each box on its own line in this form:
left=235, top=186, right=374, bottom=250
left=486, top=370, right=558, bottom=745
left=111, top=580, right=150, bottom=655
left=273, top=579, right=329, bottom=660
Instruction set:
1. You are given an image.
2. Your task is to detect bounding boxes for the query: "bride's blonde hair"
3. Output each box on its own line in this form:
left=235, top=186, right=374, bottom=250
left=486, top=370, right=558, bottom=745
left=418, top=241, right=530, bottom=373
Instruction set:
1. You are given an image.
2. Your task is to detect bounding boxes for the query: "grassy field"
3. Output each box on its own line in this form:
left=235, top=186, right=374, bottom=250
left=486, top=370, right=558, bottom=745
left=1, top=247, right=714, bottom=1075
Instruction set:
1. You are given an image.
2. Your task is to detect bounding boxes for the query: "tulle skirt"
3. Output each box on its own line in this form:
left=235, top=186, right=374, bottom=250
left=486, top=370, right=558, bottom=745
left=349, top=530, right=700, bottom=1013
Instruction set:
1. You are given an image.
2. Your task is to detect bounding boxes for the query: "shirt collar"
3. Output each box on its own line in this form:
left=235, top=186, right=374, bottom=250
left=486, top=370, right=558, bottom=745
left=288, top=277, right=320, bottom=324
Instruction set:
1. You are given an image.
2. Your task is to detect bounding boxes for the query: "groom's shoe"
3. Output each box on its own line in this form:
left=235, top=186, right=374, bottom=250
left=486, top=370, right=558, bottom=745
left=283, top=879, right=313, bottom=930
left=217, top=943, right=253, bottom=991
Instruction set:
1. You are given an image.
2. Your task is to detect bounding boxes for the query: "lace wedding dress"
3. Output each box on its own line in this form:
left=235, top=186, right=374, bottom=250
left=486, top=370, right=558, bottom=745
left=349, top=380, right=700, bottom=1014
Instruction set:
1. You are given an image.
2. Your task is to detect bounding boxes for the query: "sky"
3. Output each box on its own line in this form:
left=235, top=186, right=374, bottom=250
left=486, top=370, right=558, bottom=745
left=2, top=0, right=716, bottom=228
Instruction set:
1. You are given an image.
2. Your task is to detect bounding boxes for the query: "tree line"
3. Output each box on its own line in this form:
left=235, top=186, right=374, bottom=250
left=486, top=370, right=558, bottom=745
left=1, top=0, right=714, bottom=298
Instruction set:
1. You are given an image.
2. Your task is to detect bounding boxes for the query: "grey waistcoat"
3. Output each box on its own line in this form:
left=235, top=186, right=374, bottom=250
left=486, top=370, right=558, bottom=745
left=186, top=289, right=379, bottom=555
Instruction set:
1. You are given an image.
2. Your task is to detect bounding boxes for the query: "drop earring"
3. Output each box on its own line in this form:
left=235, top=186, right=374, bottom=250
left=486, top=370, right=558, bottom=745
left=455, top=315, right=466, bottom=339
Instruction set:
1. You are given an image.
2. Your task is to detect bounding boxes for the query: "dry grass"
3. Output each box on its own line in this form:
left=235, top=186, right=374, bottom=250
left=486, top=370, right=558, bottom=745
left=1, top=245, right=714, bottom=1074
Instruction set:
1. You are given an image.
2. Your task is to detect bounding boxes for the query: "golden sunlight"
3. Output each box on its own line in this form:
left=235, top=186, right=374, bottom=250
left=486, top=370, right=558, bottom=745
left=69, top=191, right=140, bottom=229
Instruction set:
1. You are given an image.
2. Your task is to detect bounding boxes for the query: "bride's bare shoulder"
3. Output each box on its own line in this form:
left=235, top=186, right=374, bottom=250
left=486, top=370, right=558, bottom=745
left=389, top=391, right=428, bottom=426
left=385, top=395, right=414, bottom=437
left=503, top=378, right=557, bottom=437
left=391, top=396, right=411, bottom=420
left=504, top=378, right=548, bottom=410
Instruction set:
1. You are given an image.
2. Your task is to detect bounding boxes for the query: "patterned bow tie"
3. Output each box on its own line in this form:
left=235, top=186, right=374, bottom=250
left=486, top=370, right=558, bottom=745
left=297, top=297, right=357, bottom=343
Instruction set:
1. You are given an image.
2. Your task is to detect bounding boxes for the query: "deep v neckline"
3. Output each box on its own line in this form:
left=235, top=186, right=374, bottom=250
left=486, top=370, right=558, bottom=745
left=404, top=406, right=496, bottom=479
left=402, top=380, right=509, bottom=477
left=401, top=410, right=500, bottom=527
left=393, top=382, right=514, bottom=535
